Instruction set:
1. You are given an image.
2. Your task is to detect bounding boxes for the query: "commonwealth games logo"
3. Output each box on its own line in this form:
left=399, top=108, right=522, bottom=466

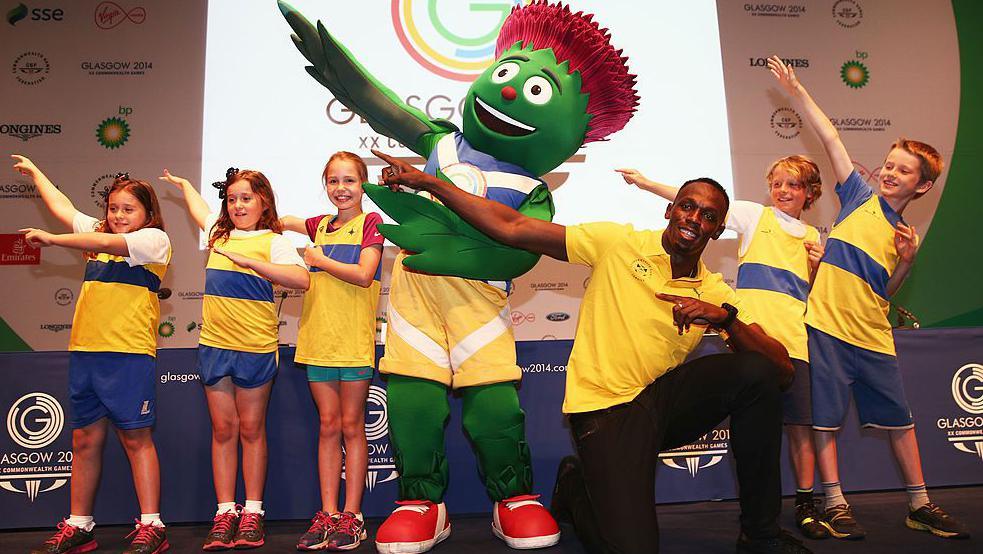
left=937, top=364, right=983, bottom=462
left=659, top=427, right=730, bottom=477
left=391, top=0, right=527, bottom=81
left=1, top=393, right=72, bottom=502
left=342, top=385, right=399, bottom=491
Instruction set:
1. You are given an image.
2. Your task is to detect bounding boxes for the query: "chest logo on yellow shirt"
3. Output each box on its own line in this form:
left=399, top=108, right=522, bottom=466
left=630, top=258, right=652, bottom=280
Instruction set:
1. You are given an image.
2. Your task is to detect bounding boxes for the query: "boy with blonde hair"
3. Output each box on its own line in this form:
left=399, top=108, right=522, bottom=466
left=769, top=55, right=968, bottom=540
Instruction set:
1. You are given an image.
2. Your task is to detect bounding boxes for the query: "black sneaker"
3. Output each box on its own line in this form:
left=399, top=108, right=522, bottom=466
left=325, top=511, right=367, bottom=551
left=30, top=520, right=98, bottom=554
left=296, top=511, right=336, bottom=551
left=234, top=511, right=266, bottom=549
left=794, top=499, right=829, bottom=540
left=123, top=521, right=170, bottom=553
left=905, top=503, right=970, bottom=539
left=819, top=504, right=865, bottom=540
left=203, top=510, right=239, bottom=551
left=737, top=529, right=813, bottom=553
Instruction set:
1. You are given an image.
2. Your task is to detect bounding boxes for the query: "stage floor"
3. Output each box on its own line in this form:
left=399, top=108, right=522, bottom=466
left=2, top=486, right=980, bottom=553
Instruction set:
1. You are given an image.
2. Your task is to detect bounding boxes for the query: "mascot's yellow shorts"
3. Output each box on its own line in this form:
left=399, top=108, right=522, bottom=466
left=380, top=252, right=521, bottom=389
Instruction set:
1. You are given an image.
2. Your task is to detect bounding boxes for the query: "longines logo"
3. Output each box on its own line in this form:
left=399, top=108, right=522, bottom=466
left=659, top=427, right=730, bottom=477
left=342, top=385, right=398, bottom=492
left=750, top=57, right=808, bottom=69
left=936, top=364, right=983, bottom=462
left=770, top=107, right=802, bottom=139
left=1, top=393, right=71, bottom=501
left=0, top=123, right=61, bottom=141
left=832, top=0, right=863, bottom=28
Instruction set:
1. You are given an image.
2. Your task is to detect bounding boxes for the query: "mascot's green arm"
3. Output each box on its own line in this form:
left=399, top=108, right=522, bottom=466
left=278, top=0, right=451, bottom=156
left=363, top=183, right=555, bottom=281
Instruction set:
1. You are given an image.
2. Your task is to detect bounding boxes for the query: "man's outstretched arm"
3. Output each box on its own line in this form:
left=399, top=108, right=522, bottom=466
left=373, top=149, right=568, bottom=261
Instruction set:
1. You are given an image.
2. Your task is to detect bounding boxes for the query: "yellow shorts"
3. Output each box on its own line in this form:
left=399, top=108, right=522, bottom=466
left=380, top=253, right=520, bottom=389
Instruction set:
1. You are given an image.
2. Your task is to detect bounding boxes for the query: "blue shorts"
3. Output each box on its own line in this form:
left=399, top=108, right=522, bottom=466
left=197, top=345, right=277, bottom=388
left=782, top=358, right=812, bottom=426
left=807, top=325, right=913, bottom=431
left=307, top=365, right=374, bottom=382
left=69, top=351, right=156, bottom=430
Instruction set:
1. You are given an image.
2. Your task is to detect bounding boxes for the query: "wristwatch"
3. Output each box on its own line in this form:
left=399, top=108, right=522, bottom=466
left=714, top=302, right=739, bottom=331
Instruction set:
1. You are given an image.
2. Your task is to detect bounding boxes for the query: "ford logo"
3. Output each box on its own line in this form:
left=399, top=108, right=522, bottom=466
left=546, top=312, right=570, bottom=322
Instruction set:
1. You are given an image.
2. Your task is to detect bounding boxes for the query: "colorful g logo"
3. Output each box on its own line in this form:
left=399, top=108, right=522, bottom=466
left=391, top=0, right=526, bottom=81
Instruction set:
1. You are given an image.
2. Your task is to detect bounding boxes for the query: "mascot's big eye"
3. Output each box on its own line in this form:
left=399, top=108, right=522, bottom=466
left=491, top=62, right=521, bottom=84
left=522, top=76, right=553, bottom=105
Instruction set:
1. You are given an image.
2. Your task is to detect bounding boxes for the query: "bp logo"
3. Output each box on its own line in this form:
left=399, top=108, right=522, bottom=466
left=342, top=385, right=398, bottom=491
left=937, top=364, right=983, bottom=462
left=659, top=427, right=730, bottom=477
left=840, top=60, right=869, bottom=89
left=391, top=0, right=527, bottom=81
left=158, top=319, right=175, bottom=338
left=2, top=393, right=71, bottom=501
left=96, top=116, right=130, bottom=149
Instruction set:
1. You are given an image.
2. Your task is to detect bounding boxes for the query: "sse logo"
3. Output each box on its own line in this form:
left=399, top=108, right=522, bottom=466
left=391, top=0, right=527, bottom=81
left=6, top=4, right=64, bottom=25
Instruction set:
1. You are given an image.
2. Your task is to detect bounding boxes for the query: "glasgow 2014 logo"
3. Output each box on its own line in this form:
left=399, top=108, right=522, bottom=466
left=391, top=0, right=527, bottom=81
left=342, top=385, right=399, bottom=491
left=659, top=427, right=730, bottom=477
left=1, top=392, right=72, bottom=501
left=937, top=364, right=983, bottom=462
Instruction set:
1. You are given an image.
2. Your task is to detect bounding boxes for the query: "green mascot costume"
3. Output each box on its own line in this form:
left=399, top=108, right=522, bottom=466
left=279, top=2, right=637, bottom=551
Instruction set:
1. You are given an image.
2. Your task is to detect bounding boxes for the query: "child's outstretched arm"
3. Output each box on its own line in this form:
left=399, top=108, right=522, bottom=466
left=304, top=244, right=382, bottom=288
left=159, top=170, right=210, bottom=230
left=213, top=247, right=310, bottom=291
left=615, top=168, right=679, bottom=200
left=12, top=155, right=79, bottom=229
left=768, top=56, right=854, bottom=185
left=280, top=216, right=307, bottom=235
left=20, top=227, right=129, bottom=256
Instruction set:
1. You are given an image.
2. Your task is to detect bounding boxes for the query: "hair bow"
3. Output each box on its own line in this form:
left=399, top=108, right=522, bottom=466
left=211, top=167, right=238, bottom=200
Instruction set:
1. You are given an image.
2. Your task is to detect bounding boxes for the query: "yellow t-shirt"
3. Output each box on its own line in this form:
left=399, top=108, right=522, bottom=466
left=564, top=223, right=754, bottom=413
left=295, top=212, right=382, bottom=366
left=735, top=206, right=818, bottom=362
left=805, top=171, right=902, bottom=355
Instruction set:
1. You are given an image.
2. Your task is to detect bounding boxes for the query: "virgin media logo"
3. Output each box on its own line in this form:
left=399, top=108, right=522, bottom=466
left=94, top=2, right=145, bottom=29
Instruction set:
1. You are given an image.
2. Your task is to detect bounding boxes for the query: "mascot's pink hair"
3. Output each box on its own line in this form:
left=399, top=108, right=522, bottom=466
left=496, top=1, right=639, bottom=144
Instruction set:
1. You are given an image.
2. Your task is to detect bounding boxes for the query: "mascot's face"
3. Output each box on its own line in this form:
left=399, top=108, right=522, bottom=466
left=462, top=45, right=590, bottom=177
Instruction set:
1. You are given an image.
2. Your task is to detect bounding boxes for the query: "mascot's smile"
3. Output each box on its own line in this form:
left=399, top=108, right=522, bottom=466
left=474, top=96, right=536, bottom=137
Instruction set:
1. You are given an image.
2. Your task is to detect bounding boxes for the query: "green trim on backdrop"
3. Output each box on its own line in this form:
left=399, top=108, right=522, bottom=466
left=893, top=0, right=983, bottom=327
left=0, top=316, right=32, bottom=351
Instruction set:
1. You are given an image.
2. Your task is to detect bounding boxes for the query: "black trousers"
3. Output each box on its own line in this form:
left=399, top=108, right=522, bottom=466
left=556, top=352, right=784, bottom=554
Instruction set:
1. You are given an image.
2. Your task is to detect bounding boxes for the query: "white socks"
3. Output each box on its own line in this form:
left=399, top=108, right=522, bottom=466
left=67, top=515, right=95, bottom=532
left=140, top=513, right=165, bottom=528
left=243, top=500, right=264, bottom=515
left=822, top=481, right=848, bottom=510
left=216, top=502, right=237, bottom=516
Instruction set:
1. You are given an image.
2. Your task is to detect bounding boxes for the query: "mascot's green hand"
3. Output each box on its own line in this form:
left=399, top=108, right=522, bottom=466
left=363, top=183, right=555, bottom=281
left=278, top=0, right=454, bottom=156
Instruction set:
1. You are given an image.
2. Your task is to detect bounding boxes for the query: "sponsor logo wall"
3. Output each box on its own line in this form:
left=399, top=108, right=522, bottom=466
left=716, top=0, right=959, bottom=249
left=0, top=0, right=207, bottom=351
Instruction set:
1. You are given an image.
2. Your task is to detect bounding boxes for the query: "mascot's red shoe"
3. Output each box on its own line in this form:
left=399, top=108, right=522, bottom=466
left=493, top=494, right=561, bottom=549
left=375, top=500, right=450, bottom=554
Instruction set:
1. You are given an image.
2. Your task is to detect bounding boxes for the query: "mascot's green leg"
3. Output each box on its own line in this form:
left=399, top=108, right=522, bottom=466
left=461, top=382, right=533, bottom=501
left=386, top=374, right=450, bottom=503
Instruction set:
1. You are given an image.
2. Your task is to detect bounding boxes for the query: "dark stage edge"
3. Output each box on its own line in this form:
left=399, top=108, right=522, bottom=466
left=2, top=486, right=980, bottom=553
